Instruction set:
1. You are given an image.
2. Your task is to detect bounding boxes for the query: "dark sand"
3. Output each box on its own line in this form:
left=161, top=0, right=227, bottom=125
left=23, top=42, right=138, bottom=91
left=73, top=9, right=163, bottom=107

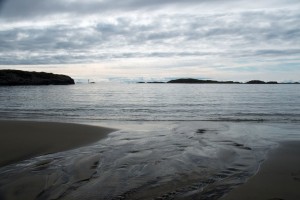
left=220, top=141, right=300, bottom=200
left=1, top=121, right=300, bottom=200
left=0, top=120, right=115, bottom=167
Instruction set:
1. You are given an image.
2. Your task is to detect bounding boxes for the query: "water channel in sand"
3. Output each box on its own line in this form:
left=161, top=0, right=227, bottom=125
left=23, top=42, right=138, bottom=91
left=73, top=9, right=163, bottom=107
left=0, top=121, right=299, bottom=200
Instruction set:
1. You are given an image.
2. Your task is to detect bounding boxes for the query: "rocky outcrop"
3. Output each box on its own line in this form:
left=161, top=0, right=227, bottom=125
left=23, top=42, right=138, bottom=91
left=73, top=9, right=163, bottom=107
left=0, top=70, right=75, bottom=86
left=246, top=80, right=266, bottom=84
left=167, top=78, right=241, bottom=84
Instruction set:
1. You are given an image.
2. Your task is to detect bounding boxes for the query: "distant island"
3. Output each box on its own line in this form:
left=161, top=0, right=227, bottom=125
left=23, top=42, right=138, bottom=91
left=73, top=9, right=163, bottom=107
left=138, top=78, right=299, bottom=84
left=168, top=78, right=241, bottom=84
left=0, top=70, right=75, bottom=86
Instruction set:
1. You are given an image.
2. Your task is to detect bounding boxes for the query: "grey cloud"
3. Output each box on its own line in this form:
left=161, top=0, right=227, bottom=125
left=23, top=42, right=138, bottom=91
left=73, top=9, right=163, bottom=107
left=0, top=0, right=5, bottom=10
left=1, top=0, right=300, bottom=21
left=0, top=25, right=104, bottom=52
left=0, top=0, right=210, bottom=20
left=0, top=8, right=300, bottom=66
left=2, top=48, right=300, bottom=65
left=252, top=49, right=300, bottom=57
left=0, top=51, right=215, bottom=65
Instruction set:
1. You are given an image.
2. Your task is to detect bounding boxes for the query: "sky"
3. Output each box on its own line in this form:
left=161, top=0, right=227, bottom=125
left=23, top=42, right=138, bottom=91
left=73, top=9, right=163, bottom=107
left=0, top=0, right=300, bottom=82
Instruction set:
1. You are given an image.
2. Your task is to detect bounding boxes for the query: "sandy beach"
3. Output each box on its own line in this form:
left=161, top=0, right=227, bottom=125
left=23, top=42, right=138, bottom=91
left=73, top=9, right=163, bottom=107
left=1, top=120, right=300, bottom=200
left=0, top=120, right=115, bottom=167
left=220, top=141, right=300, bottom=200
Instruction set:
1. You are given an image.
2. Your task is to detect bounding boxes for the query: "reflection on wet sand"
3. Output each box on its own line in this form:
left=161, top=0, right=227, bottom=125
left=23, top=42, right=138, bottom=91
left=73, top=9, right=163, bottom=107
left=1, top=121, right=298, bottom=200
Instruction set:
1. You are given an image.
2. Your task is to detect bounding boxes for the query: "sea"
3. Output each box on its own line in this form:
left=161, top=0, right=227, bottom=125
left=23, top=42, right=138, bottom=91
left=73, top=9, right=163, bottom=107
left=0, top=83, right=299, bottom=199
left=0, top=83, right=299, bottom=123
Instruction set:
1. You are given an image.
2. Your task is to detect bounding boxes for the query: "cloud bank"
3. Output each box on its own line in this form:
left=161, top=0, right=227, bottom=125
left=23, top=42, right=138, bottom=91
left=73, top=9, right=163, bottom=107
left=0, top=0, right=299, bottom=81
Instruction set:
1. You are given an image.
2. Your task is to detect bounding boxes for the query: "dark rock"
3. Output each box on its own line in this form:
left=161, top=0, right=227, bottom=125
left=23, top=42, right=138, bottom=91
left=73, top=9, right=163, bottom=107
left=0, top=70, right=75, bottom=86
left=167, top=78, right=241, bottom=84
left=168, top=78, right=214, bottom=83
left=246, top=80, right=266, bottom=84
left=196, top=129, right=207, bottom=134
left=266, top=81, right=278, bottom=84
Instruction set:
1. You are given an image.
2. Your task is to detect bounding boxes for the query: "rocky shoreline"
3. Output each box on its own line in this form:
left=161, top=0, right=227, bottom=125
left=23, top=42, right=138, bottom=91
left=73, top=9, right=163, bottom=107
left=0, top=70, right=74, bottom=86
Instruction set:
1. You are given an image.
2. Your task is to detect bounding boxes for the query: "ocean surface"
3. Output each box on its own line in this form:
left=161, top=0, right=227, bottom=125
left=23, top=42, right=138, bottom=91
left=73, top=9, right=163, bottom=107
left=0, top=83, right=299, bottom=123
left=0, top=83, right=300, bottom=199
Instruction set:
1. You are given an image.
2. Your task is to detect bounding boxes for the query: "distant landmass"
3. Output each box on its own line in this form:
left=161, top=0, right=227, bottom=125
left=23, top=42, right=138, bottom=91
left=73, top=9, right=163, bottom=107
left=245, top=80, right=278, bottom=84
left=138, top=78, right=299, bottom=84
left=0, top=70, right=75, bottom=86
left=168, top=78, right=241, bottom=84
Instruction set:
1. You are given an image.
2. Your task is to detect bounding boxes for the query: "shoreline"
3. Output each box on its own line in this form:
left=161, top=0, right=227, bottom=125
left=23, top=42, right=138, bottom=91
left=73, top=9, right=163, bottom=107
left=0, top=120, right=116, bottom=168
left=0, top=121, right=299, bottom=199
left=219, top=141, right=300, bottom=200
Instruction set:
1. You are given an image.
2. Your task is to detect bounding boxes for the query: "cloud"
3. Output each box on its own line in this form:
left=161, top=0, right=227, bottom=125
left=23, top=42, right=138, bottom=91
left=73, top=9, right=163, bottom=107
left=0, top=0, right=299, bottom=81
left=1, top=0, right=300, bottom=21
left=1, top=9, right=300, bottom=64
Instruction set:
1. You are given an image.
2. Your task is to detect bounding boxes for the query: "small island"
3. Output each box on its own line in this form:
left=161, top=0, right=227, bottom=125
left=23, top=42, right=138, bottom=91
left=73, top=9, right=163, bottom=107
left=245, top=80, right=278, bottom=84
left=167, top=78, right=241, bottom=84
left=138, top=78, right=299, bottom=84
left=0, top=70, right=75, bottom=86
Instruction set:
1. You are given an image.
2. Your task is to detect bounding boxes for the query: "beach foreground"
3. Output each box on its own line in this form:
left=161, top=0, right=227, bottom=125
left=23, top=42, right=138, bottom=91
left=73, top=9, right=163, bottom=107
left=0, top=120, right=115, bottom=167
left=220, top=141, right=300, bottom=200
left=0, top=120, right=300, bottom=200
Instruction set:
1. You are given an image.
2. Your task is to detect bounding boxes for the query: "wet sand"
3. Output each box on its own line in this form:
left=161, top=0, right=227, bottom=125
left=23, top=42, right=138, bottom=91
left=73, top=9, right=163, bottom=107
left=0, top=120, right=115, bottom=167
left=1, top=121, right=300, bottom=200
left=220, top=141, right=300, bottom=200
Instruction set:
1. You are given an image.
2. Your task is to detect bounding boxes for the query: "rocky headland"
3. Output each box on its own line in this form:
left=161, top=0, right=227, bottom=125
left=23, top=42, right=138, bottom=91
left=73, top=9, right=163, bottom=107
left=0, top=70, right=75, bottom=86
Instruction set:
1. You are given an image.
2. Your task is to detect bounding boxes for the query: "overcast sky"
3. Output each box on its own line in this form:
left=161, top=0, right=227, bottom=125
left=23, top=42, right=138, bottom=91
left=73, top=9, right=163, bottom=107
left=0, top=0, right=299, bottom=82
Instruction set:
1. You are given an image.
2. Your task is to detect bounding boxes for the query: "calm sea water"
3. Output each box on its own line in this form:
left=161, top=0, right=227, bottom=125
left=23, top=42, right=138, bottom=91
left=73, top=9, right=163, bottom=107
left=1, top=83, right=300, bottom=199
left=0, top=83, right=299, bottom=123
